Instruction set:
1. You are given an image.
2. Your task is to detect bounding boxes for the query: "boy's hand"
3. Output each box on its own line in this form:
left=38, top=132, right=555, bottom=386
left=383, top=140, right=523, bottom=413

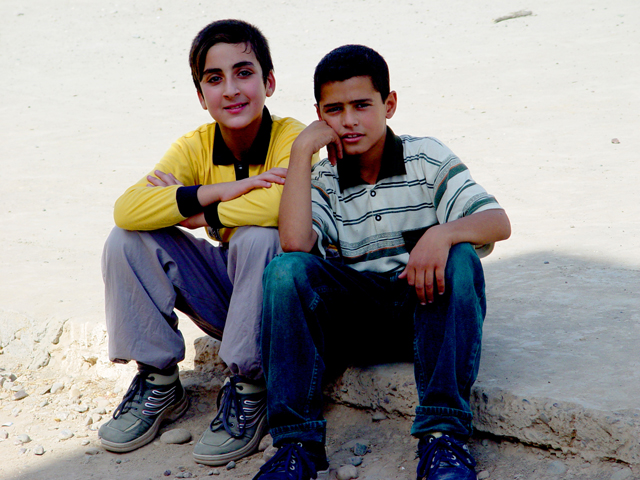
left=294, top=120, right=343, bottom=165
left=179, top=212, right=207, bottom=229
left=147, top=170, right=183, bottom=187
left=213, top=167, right=287, bottom=202
left=398, top=225, right=453, bottom=305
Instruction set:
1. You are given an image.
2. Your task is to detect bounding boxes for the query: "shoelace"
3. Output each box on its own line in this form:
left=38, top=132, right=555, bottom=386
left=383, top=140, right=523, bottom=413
left=252, top=443, right=319, bottom=480
left=416, top=435, right=476, bottom=479
left=209, top=376, right=247, bottom=438
left=112, top=371, right=149, bottom=419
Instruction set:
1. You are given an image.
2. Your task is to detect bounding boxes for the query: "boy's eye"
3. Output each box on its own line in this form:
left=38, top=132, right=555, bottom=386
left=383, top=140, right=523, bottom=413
left=356, top=103, right=371, bottom=109
left=238, top=69, right=254, bottom=78
left=325, top=106, right=342, bottom=114
left=206, top=75, right=222, bottom=84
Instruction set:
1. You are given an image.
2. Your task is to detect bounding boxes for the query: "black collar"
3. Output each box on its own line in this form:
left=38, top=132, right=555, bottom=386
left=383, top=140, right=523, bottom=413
left=337, top=127, right=405, bottom=192
left=212, top=107, right=273, bottom=166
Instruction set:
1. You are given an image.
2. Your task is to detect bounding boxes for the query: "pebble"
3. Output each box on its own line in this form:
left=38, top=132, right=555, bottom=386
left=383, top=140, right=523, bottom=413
left=12, top=407, right=21, bottom=417
left=547, top=460, right=567, bottom=475
left=477, top=470, right=490, bottom=479
left=337, top=464, right=359, bottom=480
left=226, top=461, right=236, bottom=470
left=481, top=438, right=490, bottom=447
left=54, top=412, right=69, bottom=422
left=611, top=468, right=633, bottom=480
left=81, top=439, right=91, bottom=446
left=175, top=473, right=193, bottom=479
left=208, top=469, right=220, bottom=476
left=34, top=445, right=45, bottom=455
left=0, top=430, right=8, bottom=440
left=353, top=443, right=368, bottom=456
left=15, top=434, right=31, bottom=445
left=611, top=138, right=620, bottom=144
left=85, top=447, right=100, bottom=455
left=347, top=456, right=363, bottom=466
left=13, top=389, right=28, bottom=401
left=59, top=429, right=74, bottom=440
left=160, top=428, right=192, bottom=444
left=50, top=382, right=65, bottom=394
left=74, top=404, right=89, bottom=413
left=39, top=399, right=49, bottom=408
left=371, top=411, right=386, bottom=422
left=259, top=434, right=273, bottom=451
left=163, top=470, right=171, bottom=476
left=263, top=445, right=278, bottom=462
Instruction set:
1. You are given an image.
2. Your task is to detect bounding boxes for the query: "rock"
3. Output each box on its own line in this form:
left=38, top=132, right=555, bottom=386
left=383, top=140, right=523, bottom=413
left=38, top=399, right=49, bottom=408
left=34, top=445, right=45, bottom=455
left=175, top=473, right=193, bottom=478
left=611, top=138, right=620, bottom=144
left=611, top=468, right=633, bottom=480
left=91, top=413, right=102, bottom=423
left=69, top=386, right=82, bottom=400
left=263, top=445, right=278, bottom=462
left=39, top=385, right=51, bottom=395
left=15, top=434, right=31, bottom=445
left=11, top=407, right=21, bottom=417
left=50, top=382, right=64, bottom=394
left=208, top=469, right=220, bottom=476
left=547, top=460, right=567, bottom=475
left=353, top=443, right=368, bottom=456
left=163, top=470, right=171, bottom=476
left=160, top=428, right=192, bottom=444
left=59, top=429, right=74, bottom=440
left=226, top=460, right=236, bottom=470
left=348, top=456, right=363, bottom=466
left=371, top=411, right=386, bottom=422
left=477, top=470, right=490, bottom=479
left=13, top=389, right=28, bottom=401
left=81, top=439, right=90, bottom=446
left=74, top=404, right=89, bottom=413
left=259, top=434, right=273, bottom=451
left=0, top=430, right=8, bottom=440
left=337, top=464, right=359, bottom=480
left=85, top=447, right=100, bottom=455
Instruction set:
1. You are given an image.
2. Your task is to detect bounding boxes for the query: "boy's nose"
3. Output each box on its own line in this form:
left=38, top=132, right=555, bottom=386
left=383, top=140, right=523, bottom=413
left=223, top=79, right=240, bottom=97
left=342, top=109, right=358, bottom=127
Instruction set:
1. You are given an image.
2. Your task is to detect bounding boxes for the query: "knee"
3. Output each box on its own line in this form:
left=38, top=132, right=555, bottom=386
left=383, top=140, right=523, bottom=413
left=263, top=252, right=317, bottom=291
left=231, top=226, right=280, bottom=251
left=103, top=227, right=139, bottom=259
left=445, top=243, right=485, bottom=293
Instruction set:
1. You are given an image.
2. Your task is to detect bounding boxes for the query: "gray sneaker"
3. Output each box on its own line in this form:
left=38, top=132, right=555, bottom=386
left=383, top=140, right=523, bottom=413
left=193, top=376, right=268, bottom=466
left=99, top=366, right=189, bottom=453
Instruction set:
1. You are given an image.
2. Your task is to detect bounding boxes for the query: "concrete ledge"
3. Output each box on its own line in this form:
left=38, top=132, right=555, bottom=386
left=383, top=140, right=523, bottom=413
left=324, top=363, right=640, bottom=465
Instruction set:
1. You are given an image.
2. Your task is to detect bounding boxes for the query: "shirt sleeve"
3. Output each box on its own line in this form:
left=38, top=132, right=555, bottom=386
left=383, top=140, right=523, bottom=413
left=310, top=159, right=340, bottom=258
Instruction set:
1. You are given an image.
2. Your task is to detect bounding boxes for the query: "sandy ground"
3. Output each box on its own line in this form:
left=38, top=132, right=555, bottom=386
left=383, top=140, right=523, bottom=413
left=1, top=0, right=639, bottom=479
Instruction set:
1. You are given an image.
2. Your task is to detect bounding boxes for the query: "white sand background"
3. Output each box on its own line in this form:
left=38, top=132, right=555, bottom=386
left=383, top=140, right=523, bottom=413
left=1, top=0, right=639, bottom=477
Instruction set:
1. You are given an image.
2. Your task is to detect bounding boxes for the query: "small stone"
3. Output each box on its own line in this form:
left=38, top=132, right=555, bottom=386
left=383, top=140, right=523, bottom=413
left=38, top=399, right=49, bottom=408
left=477, top=470, right=490, bottom=479
left=547, top=460, right=566, bottom=475
left=69, top=386, right=82, bottom=399
left=81, top=439, right=90, bottom=446
left=353, top=443, right=368, bottom=456
left=0, top=430, right=8, bottom=440
left=160, top=428, right=192, bottom=444
left=74, top=404, right=89, bottom=413
left=226, top=460, right=236, bottom=470
left=259, top=433, right=273, bottom=451
left=34, top=445, right=45, bottom=455
left=85, top=447, right=100, bottom=455
left=50, top=382, right=64, bottom=394
left=59, top=429, right=74, bottom=440
left=263, top=445, right=278, bottom=462
left=611, top=468, right=633, bottom=480
left=176, top=473, right=193, bottom=478
left=12, top=407, right=21, bottom=417
left=54, top=412, right=69, bottom=422
left=91, top=413, right=103, bottom=423
left=611, top=138, right=620, bottom=144
left=337, top=464, right=359, bottom=480
left=84, top=415, right=93, bottom=426
left=347, top=456, right=363, bottom=466
left=15, top=434, right=31, bottom=445
left=163, top=470, right=171, bottom=476
left=39, top=385, right=52, bottom=395
left=13, top=389, right=28, bottom=401
left=481, top=439, right=489, bottom=447
left=371, top=411, right=386, bottom=422
left=19, top=447, right=27, bottom=454
left=209, top=469, right=220, bottom=476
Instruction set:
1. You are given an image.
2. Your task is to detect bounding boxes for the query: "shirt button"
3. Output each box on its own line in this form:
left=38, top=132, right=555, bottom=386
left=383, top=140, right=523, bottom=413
left=370, top=190, right=376, bottom=197
left=375, top=214, right=382, bottom=221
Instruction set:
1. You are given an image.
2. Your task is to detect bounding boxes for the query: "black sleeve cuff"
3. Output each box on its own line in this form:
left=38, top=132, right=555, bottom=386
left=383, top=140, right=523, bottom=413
left=203, top=202, right=225, bottom=229
left=176, top=185, right=203, bottom=217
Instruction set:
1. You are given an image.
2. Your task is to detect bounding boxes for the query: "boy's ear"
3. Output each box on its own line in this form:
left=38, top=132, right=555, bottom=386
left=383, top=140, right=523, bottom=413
left=385, top=90, right=398, bottom=119
left=265, top=71, right=276, bottom=98
left=197, top=89, right=207, bottom=111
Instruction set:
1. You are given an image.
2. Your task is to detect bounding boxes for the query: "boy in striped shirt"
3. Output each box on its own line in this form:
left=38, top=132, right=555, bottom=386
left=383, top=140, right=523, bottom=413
left=254, top=45, right=511, bottom=480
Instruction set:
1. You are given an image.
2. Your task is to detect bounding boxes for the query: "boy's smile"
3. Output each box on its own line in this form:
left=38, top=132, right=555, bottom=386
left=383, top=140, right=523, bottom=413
left=317, top=76, right=396, bottom=164
left=198, top=42, right=275, bottom=139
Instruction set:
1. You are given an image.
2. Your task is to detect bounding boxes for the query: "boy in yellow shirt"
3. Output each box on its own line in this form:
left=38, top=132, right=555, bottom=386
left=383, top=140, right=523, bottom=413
left=99, top=19, right=308, bottom=466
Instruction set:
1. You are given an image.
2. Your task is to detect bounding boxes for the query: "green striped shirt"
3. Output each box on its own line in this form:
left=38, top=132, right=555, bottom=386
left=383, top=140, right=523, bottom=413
left=311, top=128, right=502, bottom=274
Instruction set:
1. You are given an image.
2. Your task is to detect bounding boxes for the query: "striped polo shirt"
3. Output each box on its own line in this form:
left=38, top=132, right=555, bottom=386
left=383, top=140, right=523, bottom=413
left=310, top=127, right=502, bottom=274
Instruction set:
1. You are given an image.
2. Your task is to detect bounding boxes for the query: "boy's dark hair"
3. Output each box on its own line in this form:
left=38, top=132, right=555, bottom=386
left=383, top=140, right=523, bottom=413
left=314, top=45, right=390, bottom=103
left=189, top=19, right=274, bottom=95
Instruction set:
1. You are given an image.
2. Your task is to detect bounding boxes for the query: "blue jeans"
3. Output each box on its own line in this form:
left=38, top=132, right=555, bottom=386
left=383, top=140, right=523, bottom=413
left=261, top=243, right=486, bottom=446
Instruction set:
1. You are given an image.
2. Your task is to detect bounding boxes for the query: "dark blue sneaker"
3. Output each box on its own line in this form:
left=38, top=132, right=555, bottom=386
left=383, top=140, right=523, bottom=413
left=416, top=434, right=477, bottom=480
left=252, top=442, right=329, bottom=480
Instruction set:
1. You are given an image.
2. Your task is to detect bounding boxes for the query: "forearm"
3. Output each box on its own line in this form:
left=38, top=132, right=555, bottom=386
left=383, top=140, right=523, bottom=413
left=439, top=209, right=511, bottom=247
left=279, top=143, right=317, bottom=252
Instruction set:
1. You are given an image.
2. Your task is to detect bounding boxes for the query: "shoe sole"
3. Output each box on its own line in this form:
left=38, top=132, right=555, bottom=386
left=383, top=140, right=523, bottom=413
left=101, top=392, right=189, bottom=453
left=193, top=412, right=268, bottom=466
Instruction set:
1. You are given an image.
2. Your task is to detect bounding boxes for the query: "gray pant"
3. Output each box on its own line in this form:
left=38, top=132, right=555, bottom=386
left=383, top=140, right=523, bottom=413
left=101, top=225, right=281, bottom=380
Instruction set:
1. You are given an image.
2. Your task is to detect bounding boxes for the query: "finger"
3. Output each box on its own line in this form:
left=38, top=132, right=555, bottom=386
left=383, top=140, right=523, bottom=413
left=435, top=265, right=446, bottom=296
left=334, top=137, right=343, bottom=160
left=327, top=143, right=337, bottom=166
left=147, top=175, right=165, bottom=187
left=424, top=268, right=435, bottom=304
left=415, top=270, right=427, bottom=305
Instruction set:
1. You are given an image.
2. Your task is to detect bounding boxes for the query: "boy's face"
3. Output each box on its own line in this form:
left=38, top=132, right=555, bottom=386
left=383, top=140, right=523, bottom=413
left=197, top=42, right=275, bottom=134
left=316, top=76, right=396, bottom=162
